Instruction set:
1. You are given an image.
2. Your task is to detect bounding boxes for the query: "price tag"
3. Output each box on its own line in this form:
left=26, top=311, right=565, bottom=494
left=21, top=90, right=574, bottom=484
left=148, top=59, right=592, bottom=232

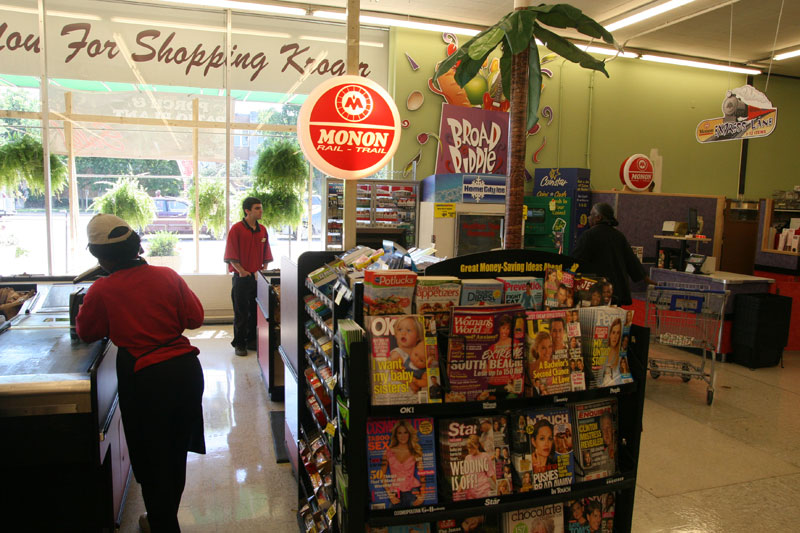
left=326, top=506, right=336, bottom=521
left=523, top=205, right=528, bottom=220
left=335, top=288, right=345, bottom=305
left=434, top=203, right=456, bottom=218
left=325, top=422, right=336, bottom=437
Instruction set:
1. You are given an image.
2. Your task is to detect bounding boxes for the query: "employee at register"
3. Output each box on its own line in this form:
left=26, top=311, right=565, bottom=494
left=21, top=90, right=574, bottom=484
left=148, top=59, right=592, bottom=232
left=571, top=203, right=655, bottom=306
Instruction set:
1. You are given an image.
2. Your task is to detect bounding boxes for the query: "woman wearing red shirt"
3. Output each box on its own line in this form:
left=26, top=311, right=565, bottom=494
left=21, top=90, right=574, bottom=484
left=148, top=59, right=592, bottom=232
left=77, top=214, right=205, bottom=533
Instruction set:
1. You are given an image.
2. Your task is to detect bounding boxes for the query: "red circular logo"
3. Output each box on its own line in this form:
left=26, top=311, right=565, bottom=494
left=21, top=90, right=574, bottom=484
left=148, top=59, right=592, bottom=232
left=298, top=76, right=401, bottom=180
left=619, top=154, right=654, bottom=191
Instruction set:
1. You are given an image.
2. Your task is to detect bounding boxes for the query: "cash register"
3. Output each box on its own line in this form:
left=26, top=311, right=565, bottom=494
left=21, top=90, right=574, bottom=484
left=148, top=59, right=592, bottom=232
left=685, top=253, right=716, bottom=274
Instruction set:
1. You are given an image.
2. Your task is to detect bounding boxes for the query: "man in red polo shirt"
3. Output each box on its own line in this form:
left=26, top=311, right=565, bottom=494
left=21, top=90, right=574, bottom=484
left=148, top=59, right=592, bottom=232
left=224, top=196, right=273, bottom=356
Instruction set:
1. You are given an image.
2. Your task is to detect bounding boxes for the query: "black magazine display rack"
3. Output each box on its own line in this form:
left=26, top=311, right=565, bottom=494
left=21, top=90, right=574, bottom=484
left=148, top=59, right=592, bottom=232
left=289, top=250, right=649, bottom=532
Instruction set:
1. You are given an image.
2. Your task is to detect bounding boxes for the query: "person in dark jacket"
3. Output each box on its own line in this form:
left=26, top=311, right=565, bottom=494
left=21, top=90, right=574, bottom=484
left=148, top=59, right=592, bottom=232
left=571, top=203, right=654, bottom=306
left=77, top=214, right=205, bottom=533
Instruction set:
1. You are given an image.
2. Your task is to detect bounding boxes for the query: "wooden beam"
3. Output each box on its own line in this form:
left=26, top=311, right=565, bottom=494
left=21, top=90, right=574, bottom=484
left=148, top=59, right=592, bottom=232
left=193, top=98, right=200, bottom=273
left=65, top=92, right=79, bottom=272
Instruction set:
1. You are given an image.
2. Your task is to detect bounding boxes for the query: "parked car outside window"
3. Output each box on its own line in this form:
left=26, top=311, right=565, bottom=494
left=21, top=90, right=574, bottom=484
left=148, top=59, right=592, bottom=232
left=145, top=197, right=213, bottom=236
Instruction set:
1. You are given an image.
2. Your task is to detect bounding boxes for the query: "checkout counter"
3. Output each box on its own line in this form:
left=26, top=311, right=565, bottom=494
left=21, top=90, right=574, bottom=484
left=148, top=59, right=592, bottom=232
left=0, top=283, right=130, bottom=532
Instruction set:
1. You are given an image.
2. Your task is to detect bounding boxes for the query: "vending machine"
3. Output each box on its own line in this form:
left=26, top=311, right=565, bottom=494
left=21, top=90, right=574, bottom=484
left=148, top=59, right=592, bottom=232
left=530, top=167, right=591, bottom=254
left=523, top=196, right=572, bottom=254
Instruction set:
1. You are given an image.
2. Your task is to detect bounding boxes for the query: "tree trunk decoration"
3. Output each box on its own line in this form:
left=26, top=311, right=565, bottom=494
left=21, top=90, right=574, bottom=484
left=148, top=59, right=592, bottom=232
left=434, top=4, right=616, bottom=250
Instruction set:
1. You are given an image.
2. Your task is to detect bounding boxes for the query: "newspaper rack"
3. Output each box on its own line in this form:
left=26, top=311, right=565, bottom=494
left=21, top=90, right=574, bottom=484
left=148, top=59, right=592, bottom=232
left=644, top=283, right=728, bottom=405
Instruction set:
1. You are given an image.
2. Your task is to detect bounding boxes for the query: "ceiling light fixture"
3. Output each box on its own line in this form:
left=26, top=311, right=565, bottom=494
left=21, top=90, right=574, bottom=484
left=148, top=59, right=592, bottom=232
left=641, top=54, right=761, bottom=75
left=313, top=10, right=481, bottom=36
left=606, top=0, right=696, bottom=32
left=158, top=0, right=306, bottom=16
left=580, top=45, right=638, bottom=58
left=774, top=48, right=800, bottom=61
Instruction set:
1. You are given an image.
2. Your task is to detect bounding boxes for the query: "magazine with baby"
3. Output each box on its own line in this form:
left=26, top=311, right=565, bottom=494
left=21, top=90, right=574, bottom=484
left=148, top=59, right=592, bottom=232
left=509, top=407, right=574, bottom=492
left=524, top=309, right=585, bottom=397
left=366, top=417, right=438, bottom=510
left=445, top=305, right=525, bottom=402
left=367, top=314, right=441, bottom=405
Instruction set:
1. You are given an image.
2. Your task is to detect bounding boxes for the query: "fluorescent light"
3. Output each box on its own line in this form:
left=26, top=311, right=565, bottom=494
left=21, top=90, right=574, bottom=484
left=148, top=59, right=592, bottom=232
left=774, top=48, right=800, bottom=61
left=111, top=17, right=290, bottom=38
left=313, top=10, right=481, bottom=36
left=606, top=0, right=695, bottom=32
left=158, top=0, right=306, bottom=16
left=0, top=3, right=101, bottom=20
left=641, top=54, right=761, bottom=75
left=580, top=45, right=638, bottom=58
left=298, top=35, right=384, bottom=48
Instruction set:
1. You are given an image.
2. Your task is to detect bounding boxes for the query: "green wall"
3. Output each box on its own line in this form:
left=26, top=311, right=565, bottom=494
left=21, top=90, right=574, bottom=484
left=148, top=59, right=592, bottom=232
left=390, top=27, right=798, bottom=199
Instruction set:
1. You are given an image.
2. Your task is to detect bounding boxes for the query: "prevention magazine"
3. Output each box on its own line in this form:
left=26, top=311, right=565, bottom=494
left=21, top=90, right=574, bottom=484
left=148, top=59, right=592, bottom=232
left=577, top=307, right=629, bottom=388
left=438, top=416, right=508, bottom=502
left=367, top=315, right=441, bottom=405
left=502, top=503, right=564, bottom=533
left=366, top=417, right=438, bottom=510
left=445, top=305, right=525, bottom=402
left=415, top=276, right=462, bottom=332
left=364, top=270, right=418, bottom=315
left=573, top=399, right=618, bottom=482
left=497, top=276, right=543, bottom=311
left=543, top=267, right=575, bottom=310
left=509, top=407, right=574, bottom=492
left=524, top=309, right=585, bottom=396
left=459, top=279, right=504, bottom=306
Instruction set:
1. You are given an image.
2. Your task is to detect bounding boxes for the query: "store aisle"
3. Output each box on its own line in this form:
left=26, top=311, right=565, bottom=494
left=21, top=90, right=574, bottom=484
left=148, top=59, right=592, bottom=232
left=119, top=325, right=296, bottom=533
left=119, top=327, right=800, bottom=532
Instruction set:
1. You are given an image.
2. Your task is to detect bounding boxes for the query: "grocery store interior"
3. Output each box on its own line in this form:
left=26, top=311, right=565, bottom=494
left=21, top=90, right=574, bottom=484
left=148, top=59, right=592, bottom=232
left=2, top=0, right=800, bottom=532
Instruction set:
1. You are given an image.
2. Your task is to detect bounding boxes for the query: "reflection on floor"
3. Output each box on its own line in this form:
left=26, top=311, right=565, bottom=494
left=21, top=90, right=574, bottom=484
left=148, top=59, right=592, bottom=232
left=119, top=326, right=800, bottom=532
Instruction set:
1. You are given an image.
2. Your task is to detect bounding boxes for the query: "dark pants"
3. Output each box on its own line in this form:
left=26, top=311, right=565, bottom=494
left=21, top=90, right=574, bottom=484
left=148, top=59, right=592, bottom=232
left=231, top=273, right=257, bottom=348
left=117, top=349, right=205, bottom=533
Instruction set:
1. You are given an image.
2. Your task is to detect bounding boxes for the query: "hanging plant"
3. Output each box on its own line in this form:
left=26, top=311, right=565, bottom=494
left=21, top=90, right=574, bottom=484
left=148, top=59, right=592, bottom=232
left=0, top=135, right=68, bottom=196
left=251, top=139, right=307, bottom=230
left=187, top=179, right=226, bottom=238
left=90, top=177, right=156, bottom=232
left=250, top=187, right=304, bottom=230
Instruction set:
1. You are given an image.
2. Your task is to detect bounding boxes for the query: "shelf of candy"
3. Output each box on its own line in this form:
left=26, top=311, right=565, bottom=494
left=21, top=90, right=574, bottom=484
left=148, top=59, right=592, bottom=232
left=298, top=428, right=335, bottom=533
left=305, top=367, right=332, bottom=414
left=305, top=342, right=336, bottom=393
left=304, top=295, right=334, bottom=338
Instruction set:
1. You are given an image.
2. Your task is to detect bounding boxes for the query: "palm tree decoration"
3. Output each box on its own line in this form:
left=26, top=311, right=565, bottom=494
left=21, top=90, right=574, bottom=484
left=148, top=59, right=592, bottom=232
left=435, top=3, right=615, bottom=249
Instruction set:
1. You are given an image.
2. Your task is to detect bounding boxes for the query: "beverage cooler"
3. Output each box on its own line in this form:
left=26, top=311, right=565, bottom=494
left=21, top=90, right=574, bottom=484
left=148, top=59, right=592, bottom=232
left=324, top=178, right=420, bottom=250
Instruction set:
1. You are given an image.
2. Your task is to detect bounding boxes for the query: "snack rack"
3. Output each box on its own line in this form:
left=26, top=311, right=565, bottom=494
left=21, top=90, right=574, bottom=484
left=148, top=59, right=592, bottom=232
left=644, top=283, right=728, bottom=405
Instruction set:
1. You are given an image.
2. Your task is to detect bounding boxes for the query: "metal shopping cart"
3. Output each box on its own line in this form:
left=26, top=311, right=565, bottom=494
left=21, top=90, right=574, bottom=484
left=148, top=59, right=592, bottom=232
left=644, top=283, right=728, bottom=405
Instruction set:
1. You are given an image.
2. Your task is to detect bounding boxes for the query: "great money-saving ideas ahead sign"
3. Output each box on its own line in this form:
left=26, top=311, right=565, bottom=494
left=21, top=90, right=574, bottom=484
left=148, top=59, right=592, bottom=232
left=297, top=75, right=401, bottom=179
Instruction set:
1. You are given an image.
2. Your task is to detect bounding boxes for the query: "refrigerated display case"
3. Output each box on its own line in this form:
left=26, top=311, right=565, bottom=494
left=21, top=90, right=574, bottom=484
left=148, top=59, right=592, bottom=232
left=324, top=178, right=420, bottom=250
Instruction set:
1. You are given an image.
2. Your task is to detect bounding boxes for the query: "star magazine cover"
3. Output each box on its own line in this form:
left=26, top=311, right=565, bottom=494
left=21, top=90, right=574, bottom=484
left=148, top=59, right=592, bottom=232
left=367, top=417, right=438, bottom=510
left=445, top=305, right=525, bottom=402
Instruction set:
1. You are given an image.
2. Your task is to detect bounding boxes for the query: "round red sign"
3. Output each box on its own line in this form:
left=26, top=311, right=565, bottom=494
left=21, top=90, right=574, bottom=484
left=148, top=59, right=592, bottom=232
left=619, top=154, right=654, bottom=191
left=297, top=75, right=401, bottom=180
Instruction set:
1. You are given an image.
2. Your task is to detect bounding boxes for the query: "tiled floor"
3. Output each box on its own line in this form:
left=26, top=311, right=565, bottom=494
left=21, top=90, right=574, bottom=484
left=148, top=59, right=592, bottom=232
left=119, top=326, right=800, bottom=532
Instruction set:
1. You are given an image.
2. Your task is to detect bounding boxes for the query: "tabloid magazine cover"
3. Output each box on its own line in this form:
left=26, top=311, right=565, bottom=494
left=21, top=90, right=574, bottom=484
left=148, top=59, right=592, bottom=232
left=543, top=267, right=575, bottom=310
left=459, top=279, right=504, bottom=306
left=445, top=305, right=525, bottom=402
left=364, top=270, right=418, bottom=315
left=502, top=503, right=564, bottom=533
left=577, top=307, right=629, bottom=389
left=367, top=314, right=441, bottom=405
left=524, top=309, right=585, bottom=397
left=415, top=276, right=462, bottom=333
left=438, top=416, right=509, bottom=502
left=497, top=276, right=544, bottom=311
left=509, top=407, right=574, bottom=492
left=366, top=417, right=438, bottom=510
left=573, top=275, right=612, bottom=307
left=436, top=514, right=500, bottom=532
left=572, top=493, right=615, bottom=533
left=573, top=399, right=618, bottom=482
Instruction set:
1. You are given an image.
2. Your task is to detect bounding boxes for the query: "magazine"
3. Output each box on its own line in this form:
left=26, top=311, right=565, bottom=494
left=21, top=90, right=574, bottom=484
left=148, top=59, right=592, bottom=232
left=573, top=275, right=612, bottom=307
left=503, top=503, right=564, bottom=533
left=436, top=515, right=500, bottom=532
left=368, top=525, right=432, bottom=533
left=510, top=407, right=574, bottom=492
left=544, top=267, right=575, bottom=309
left=578, top=493, right=615, bottom=533
left=524, top=310, right=585, bottom=396
left=364, top=270, right=418, bottom=316
left=459, top=279, right=504, bottom=306
left=619, top=309, right=635, bottom=384
left=445, top=305, right=526, bottom=402
left=577, top=307, right=629, bottom=388
left=573, top=399, right=618, bottom=482
left=415, top=276, right=462, bottom=332
left=438, top=416, right=508, bottom=502
left=366, top=417, right=438, bottom=510
left=497, top=276, right=544, bottom=311
left=367, top=315, right=441, bottom=405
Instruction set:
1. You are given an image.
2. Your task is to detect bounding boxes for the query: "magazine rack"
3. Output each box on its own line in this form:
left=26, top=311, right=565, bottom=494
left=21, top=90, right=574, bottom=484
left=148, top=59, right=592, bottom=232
left=290, top=250, right=649, bottom=532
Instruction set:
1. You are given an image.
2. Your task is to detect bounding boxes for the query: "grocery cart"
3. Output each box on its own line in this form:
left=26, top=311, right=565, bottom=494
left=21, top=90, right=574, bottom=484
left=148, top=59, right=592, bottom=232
left=644, top=283, right=728, bottom=405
